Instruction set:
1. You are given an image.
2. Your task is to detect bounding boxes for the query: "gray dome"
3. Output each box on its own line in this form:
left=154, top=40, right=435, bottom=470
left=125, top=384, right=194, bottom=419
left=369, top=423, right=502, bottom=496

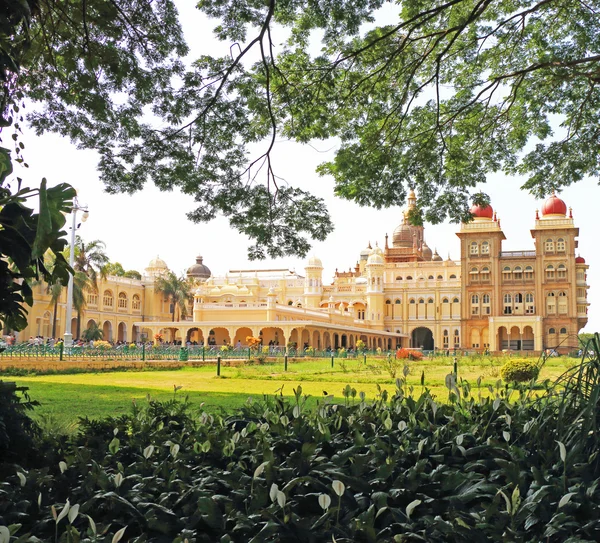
left=187, top=255, right=211, bottom=281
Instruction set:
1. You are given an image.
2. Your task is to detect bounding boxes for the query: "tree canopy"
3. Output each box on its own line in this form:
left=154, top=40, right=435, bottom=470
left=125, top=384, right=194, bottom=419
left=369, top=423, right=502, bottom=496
left=6, top=0, right=600, bottom=257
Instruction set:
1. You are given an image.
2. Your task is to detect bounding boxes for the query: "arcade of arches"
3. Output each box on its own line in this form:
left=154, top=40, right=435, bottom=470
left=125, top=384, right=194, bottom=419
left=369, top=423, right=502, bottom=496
left=137, top=323, right=401, bottom=351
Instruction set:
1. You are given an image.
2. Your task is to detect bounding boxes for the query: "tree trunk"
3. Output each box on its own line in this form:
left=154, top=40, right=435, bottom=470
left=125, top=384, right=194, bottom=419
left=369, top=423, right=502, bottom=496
left=52, top=297, right=58, bottom=338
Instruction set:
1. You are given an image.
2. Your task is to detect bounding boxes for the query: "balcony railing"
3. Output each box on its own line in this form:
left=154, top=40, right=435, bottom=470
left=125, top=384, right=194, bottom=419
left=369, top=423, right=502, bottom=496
left=500, top=251, right=536, bottom=258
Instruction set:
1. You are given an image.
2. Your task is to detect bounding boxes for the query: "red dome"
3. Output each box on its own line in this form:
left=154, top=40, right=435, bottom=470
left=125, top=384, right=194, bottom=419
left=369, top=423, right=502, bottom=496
left=576, top=255, right=586, bottom=264
left=541, top=193, right=567, bottom=216
left=470, top=204, right=494, bottom=219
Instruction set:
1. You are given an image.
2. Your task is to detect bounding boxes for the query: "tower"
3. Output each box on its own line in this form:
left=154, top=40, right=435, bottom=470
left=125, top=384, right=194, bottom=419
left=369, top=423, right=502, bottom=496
left=457, top=203, right=506, bottom=350
left=365, top=245, right=385, bottom=328
left=303, top=256, right=324, bottom=308
left=531, top=193, right=585, bottom=352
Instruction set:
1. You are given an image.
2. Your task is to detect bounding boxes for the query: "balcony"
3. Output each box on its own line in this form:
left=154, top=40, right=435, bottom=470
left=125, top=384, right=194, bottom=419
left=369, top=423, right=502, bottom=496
left=500, top=251, right=536, bottom=258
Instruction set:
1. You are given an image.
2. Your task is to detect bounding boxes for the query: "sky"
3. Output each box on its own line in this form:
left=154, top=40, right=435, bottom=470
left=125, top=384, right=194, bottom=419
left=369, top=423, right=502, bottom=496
left=10, top=2, right=600, bottom=333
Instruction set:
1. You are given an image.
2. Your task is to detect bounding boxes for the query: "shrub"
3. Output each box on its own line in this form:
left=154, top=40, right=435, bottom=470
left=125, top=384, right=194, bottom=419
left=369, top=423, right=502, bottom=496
left=93, top=340, right=112, bottom=349
left=0, top=382, right=40, bottom=465
left=396, top=348, right=424, bottom=361
left=500, top=359, right=540, bottom=382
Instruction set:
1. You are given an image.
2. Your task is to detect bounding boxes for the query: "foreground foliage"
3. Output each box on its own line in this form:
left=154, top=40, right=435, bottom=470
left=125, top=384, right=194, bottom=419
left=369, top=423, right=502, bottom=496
left=1, top=338, right=600, bottom=542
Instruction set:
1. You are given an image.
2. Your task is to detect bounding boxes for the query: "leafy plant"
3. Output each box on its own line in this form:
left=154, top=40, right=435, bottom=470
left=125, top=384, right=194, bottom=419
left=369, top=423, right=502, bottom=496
left=4, top=351, right=600, bottom=542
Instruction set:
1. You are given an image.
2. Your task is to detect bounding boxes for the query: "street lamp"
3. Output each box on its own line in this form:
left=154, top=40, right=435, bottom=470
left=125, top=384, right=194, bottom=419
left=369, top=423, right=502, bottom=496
left=64, top=197, right=89, bottom=347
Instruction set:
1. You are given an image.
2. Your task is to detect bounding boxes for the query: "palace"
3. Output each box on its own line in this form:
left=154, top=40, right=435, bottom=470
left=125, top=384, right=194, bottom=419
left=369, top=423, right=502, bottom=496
left=20, top=191, right=590, bottom=353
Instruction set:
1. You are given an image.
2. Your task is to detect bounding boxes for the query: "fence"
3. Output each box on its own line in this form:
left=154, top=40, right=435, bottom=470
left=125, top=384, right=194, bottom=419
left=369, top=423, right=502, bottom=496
left=0, top=344, right=403, bottom=362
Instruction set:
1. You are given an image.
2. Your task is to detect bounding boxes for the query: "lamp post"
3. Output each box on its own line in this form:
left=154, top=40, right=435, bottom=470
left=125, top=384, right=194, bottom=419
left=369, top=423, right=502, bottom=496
left=64, top=198, right=89, bottom=347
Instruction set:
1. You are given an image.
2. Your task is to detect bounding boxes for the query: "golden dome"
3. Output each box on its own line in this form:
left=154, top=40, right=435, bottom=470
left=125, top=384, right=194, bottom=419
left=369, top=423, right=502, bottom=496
left=147, top=255, right=168, bottom=269
left=306, top=255, right=323, bottom=268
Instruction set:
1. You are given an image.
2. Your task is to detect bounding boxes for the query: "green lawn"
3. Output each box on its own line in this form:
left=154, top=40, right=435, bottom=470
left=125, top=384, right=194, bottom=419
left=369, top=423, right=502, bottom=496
left=8, top=355, right=578, bottom=428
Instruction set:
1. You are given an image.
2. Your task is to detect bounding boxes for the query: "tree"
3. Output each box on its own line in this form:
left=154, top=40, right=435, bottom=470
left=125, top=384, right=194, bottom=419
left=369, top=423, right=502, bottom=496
left=72, top=237, right=109, bottom=288
left=102, top=262, right=142, bottom=280
left=0, top=1, right=75, bottom=331
left=154, top=272, right=193, bottom=322
left=7, top=0, right=600, bottom=257
left=82, top=322, right=103, bottom=342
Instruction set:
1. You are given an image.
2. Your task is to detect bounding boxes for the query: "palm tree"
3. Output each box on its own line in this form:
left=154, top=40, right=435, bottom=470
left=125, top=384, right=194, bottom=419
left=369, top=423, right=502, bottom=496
left=82, top=322, right=103, bottom=342
left=46, top=270, right=93, bottom=339
left=72, top=237, right=109, bottom=289
left=155, top=272, right=193, bottom=322
left=65, top=237, right=109, bottom=338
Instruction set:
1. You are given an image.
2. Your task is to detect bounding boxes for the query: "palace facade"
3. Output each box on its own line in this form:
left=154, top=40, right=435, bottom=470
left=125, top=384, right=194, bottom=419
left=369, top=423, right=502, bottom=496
left=19, top=192, right=590, bottom=353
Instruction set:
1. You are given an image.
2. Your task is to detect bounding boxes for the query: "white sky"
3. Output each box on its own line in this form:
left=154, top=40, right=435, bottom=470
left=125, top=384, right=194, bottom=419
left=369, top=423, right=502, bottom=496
left=11, top=2, right=600, bottom=333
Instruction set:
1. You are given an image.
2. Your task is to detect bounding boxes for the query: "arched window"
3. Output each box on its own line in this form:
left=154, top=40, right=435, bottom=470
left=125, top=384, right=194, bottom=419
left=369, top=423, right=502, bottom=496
left=470, top=241, right=479, bottom=255
left=525, top=292, right=534, bottom=314
left=395, top=298, right=401, bottom=304
left=503, top=293, right=512, bottom=315
left=546, top=265, right=555, bottom=280
left=409, top=299, right=416, bottom=304
left=396, top=276, right=403, bottom=281
left=470, top=267, right=479, bottom=280
left=471, top=294, right=479, bottom=304
left=471, top=294, right=479, bottom=315
left=502, top=266, right=511, bottom=280
left=385, top=299, right=391, bottom=304
left=428, top=275, right=434, bottom=280
left=132, top=294, right=141, bottom=310
left=548, top=328, right=556, bottom=334
left=288, top=300, right=293, bottom=306
left=524, top=266, right=534, bottom=280
left=482, top=293, right=491, bottom=314
left=428, top=298, right=434, bottom=304
left=437, top=275, right=443, bottom=280
left=481, top=241, right=490, bottom=254
left=515, top=293, right=523, bottom=303
left=546, top=291, right=556, bottom=314
left=118, top=292, right=127, bottom=309
left=557, top=264, right=567, bottom=279
left=442, top=298, right=449, bottom=303
left=418, top=299, right=425, bottom=304
left=556, top=238, right=566, bottom=252
left=450, top=274, right=457, bottom=279
left=560, top=327, right=567, bottom=334
left=103, top=290, right=114, bottom=307
left=86, top=292, right=98, bottom=306
left=545, top=238, right=554, bottom=253
left=558, top=291, right=568, bottom=314
left=481, top=267, right=490, bottom=281
left=453, top=297, right=459, bottom=303
left=443, top=329, right=449, bottom=348
left=513, top=266, right=522, bottom=280
left=406, top=276, right=413, bottom=280
left=453, top=329, right=460, bottom=348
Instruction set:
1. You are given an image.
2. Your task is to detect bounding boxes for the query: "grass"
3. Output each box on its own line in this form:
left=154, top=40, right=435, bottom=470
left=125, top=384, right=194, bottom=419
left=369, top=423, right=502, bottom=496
left=7, top=355, right=579, bottom=428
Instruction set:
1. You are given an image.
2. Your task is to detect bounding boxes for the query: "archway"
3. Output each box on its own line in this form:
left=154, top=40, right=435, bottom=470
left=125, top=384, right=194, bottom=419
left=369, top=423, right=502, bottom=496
left=233, top=327, right=253, bottom=347
left=207, top=327, right=231, bottom=346
left=510, top=326, right=521, bottom=350
left=187, top=327, right=204, bottom=344
left=522, top=326, right=534, bottom=351
left=103, top=320, right=112, bottom=341
left=260, top=327, right=284, bottom=348
left=411, top=327, right=434, bottom=350
left=312, top=330, right=321, bottom=350
left=498, top=326, right=508, bottom=350
left=117, top=322, right=127, bottom=343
